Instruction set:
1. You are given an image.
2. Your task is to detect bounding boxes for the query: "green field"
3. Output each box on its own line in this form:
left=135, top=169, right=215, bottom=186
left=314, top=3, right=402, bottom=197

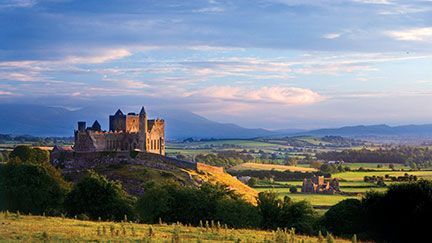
left=334, top=170, right=432, bottom=181
left=0, top=213, right=349, bottom=242
left=255, top=188, right=358, bottom=207
left=253, top=169, right=432, bottom=208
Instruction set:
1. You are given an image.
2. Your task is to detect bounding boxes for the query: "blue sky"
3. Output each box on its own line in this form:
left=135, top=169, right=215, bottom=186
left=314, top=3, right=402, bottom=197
left=1, top=0, right=432, bottom=129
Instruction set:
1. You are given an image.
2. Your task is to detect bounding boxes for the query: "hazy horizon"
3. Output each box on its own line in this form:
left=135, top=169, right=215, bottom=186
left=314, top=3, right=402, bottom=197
left=1, top=0, right=432, bottom=130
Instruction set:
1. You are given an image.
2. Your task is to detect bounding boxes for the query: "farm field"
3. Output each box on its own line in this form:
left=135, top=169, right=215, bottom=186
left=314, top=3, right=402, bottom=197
left=0, top=213, right=349, bottom=242
left=333, top=170, right=432, bottom=181
left=255, top=188, right=358, bottom=207
left=253, top=169, right=432, bottom=208
left=230, top=162, right=317, bottom=172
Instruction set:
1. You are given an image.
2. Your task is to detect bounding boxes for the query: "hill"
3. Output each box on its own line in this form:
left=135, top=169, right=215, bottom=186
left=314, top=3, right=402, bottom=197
left=0, top=213, right=348, bottom=242
left=302, top=124, right=432, bottom=138
left=0, top=104, right=273, bottom=139
left=58, top=151, right=258, bottom=204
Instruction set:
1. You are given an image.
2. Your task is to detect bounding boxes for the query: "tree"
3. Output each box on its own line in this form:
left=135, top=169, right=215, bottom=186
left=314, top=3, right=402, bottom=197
left=247, top=177, right=257, bottom=187
left=279, top=198, right=317, bottom=234
left=215, top=197, right=261, bottom=228
left=0, top=163, right=69, bottom=215
left=362, top=180, right=432, bottom=242
left=64, top=171, right=136, bottom=221
left=256, top=191, right=282, bottom=229
left=322, top=199, right=364, bottom=237
left=9, top=145, right=49, bottom=165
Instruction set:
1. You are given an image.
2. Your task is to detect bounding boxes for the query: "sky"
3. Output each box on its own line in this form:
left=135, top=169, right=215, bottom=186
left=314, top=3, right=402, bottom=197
left=1, top=0, right=432, bottom=129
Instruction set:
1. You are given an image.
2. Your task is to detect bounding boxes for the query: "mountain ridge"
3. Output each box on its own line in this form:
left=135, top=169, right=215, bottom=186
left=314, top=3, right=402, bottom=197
left=1, top=103, right=432, bottom=139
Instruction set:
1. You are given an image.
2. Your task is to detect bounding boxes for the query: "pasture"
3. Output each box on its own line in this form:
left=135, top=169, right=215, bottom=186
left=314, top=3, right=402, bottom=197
left=0, top=213, right=349, bottom=242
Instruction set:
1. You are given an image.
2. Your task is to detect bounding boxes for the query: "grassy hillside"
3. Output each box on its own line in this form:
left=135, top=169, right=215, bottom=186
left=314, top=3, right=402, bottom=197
left=61, top=154, right=259, bottom=204
left=0, top=213, right=349, bottom=242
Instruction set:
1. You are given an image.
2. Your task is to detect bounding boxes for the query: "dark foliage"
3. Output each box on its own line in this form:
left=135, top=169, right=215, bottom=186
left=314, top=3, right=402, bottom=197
left=321, top=199, right=364, bottom=237
left=362, top=180, right=432, bottom=242
left=64, top=171, right=136, bottom=221
left=257, top=191, right=317, bottom=234
left=9, top=145, right=49, bottom=165
left=317, top=147, right=432, bottom=168
left=0, top=163, right=68, bottom=215
left=195, top=150, right=254, bottom=168
left=136, top=182, right=260, bottom=228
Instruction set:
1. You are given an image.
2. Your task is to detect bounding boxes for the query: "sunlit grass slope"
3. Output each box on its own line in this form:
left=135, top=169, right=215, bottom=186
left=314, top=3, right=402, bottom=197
left=0, top=213, right=349, bottom=242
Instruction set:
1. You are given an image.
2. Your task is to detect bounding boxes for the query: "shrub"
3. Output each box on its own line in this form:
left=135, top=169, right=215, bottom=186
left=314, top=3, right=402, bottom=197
left=64, top=171, right=136, bottom=221
left=9, top=145, right=49, bottom=165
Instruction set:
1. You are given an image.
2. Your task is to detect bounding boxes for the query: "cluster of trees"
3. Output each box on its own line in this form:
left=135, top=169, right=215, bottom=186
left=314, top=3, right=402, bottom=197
left=0, top=134, right=72, bottom=145
left=321, top=180, right=432, bottom=242
left=317, top=146, right=432, bottom=168
left=189, top=150, right=254, bottom=168
left=319, top=163, right=351, bottom=174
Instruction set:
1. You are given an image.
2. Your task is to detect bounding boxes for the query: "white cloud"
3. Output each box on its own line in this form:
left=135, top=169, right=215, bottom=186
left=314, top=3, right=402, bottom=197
left=322, top=33, right=341, bottom=39
left=187, top=86, right=324, bottom=106
left=386, top=27, right=432, bottom=41
left=352, top=0, right=391, bottom=4
left=0, top=0, right=37, bottom=8
left=0, top=90, right=14, bottom=95
left=65, top=49, right=131, bottom=64
left=193, top=7, right=225, bottom=13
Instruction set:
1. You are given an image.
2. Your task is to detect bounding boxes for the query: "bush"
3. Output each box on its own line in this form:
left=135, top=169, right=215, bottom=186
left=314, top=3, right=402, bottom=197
left=136, top=182, right=259, bottom=228
left=64, top=171, right=136, bottom=221
left=9, top=145, right=49, bottom=165
left=322, top=199, right=363, bottom=237
left=289, top=185, right=297, bottom=193
left=0, top=163, right=69, bottom=214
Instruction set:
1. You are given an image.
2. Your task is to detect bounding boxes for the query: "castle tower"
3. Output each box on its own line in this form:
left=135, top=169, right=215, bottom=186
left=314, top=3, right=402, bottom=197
left=139, top=106, right=148, bottom=151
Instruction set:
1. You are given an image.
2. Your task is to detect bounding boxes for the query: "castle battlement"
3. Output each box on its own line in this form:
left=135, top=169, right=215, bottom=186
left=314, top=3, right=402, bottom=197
left=74, top=106, right=165, bottom=155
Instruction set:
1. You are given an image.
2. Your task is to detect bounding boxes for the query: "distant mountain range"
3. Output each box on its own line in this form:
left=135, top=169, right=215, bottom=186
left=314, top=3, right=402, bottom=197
left=0, top=104, right=273, bottom=139
left=1, top=104, right=432, bottom=139
left=297, top=124, right=432, bottom=137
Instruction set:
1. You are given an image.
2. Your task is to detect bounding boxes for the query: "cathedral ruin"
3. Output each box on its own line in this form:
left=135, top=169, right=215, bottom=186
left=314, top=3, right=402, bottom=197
left=74, top=107, right=165, bottom=155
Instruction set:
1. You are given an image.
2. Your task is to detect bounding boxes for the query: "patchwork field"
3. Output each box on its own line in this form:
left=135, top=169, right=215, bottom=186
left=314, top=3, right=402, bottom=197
left=252, top=166, right=432, bottom=208
left=255, top=188, right=359, bottom=207
left=0, top=213, right=349, bottom=242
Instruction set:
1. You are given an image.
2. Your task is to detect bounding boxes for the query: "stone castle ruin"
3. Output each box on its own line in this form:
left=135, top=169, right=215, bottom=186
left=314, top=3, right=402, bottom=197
left=301, top=176, right=340, bottom=194
left=74, top=107, right=165, bottom=155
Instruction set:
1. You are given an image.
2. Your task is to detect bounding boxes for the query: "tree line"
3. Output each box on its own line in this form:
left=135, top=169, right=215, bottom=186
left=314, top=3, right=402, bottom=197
left=316, top=146, right=432, bottom=168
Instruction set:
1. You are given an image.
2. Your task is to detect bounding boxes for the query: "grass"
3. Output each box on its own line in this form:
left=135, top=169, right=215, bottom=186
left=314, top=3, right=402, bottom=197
left=230, top=162, right=317, bottom=172
left=255, top=188, right=358, bottom=207
left=0, top=213, right=350, bottom=242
